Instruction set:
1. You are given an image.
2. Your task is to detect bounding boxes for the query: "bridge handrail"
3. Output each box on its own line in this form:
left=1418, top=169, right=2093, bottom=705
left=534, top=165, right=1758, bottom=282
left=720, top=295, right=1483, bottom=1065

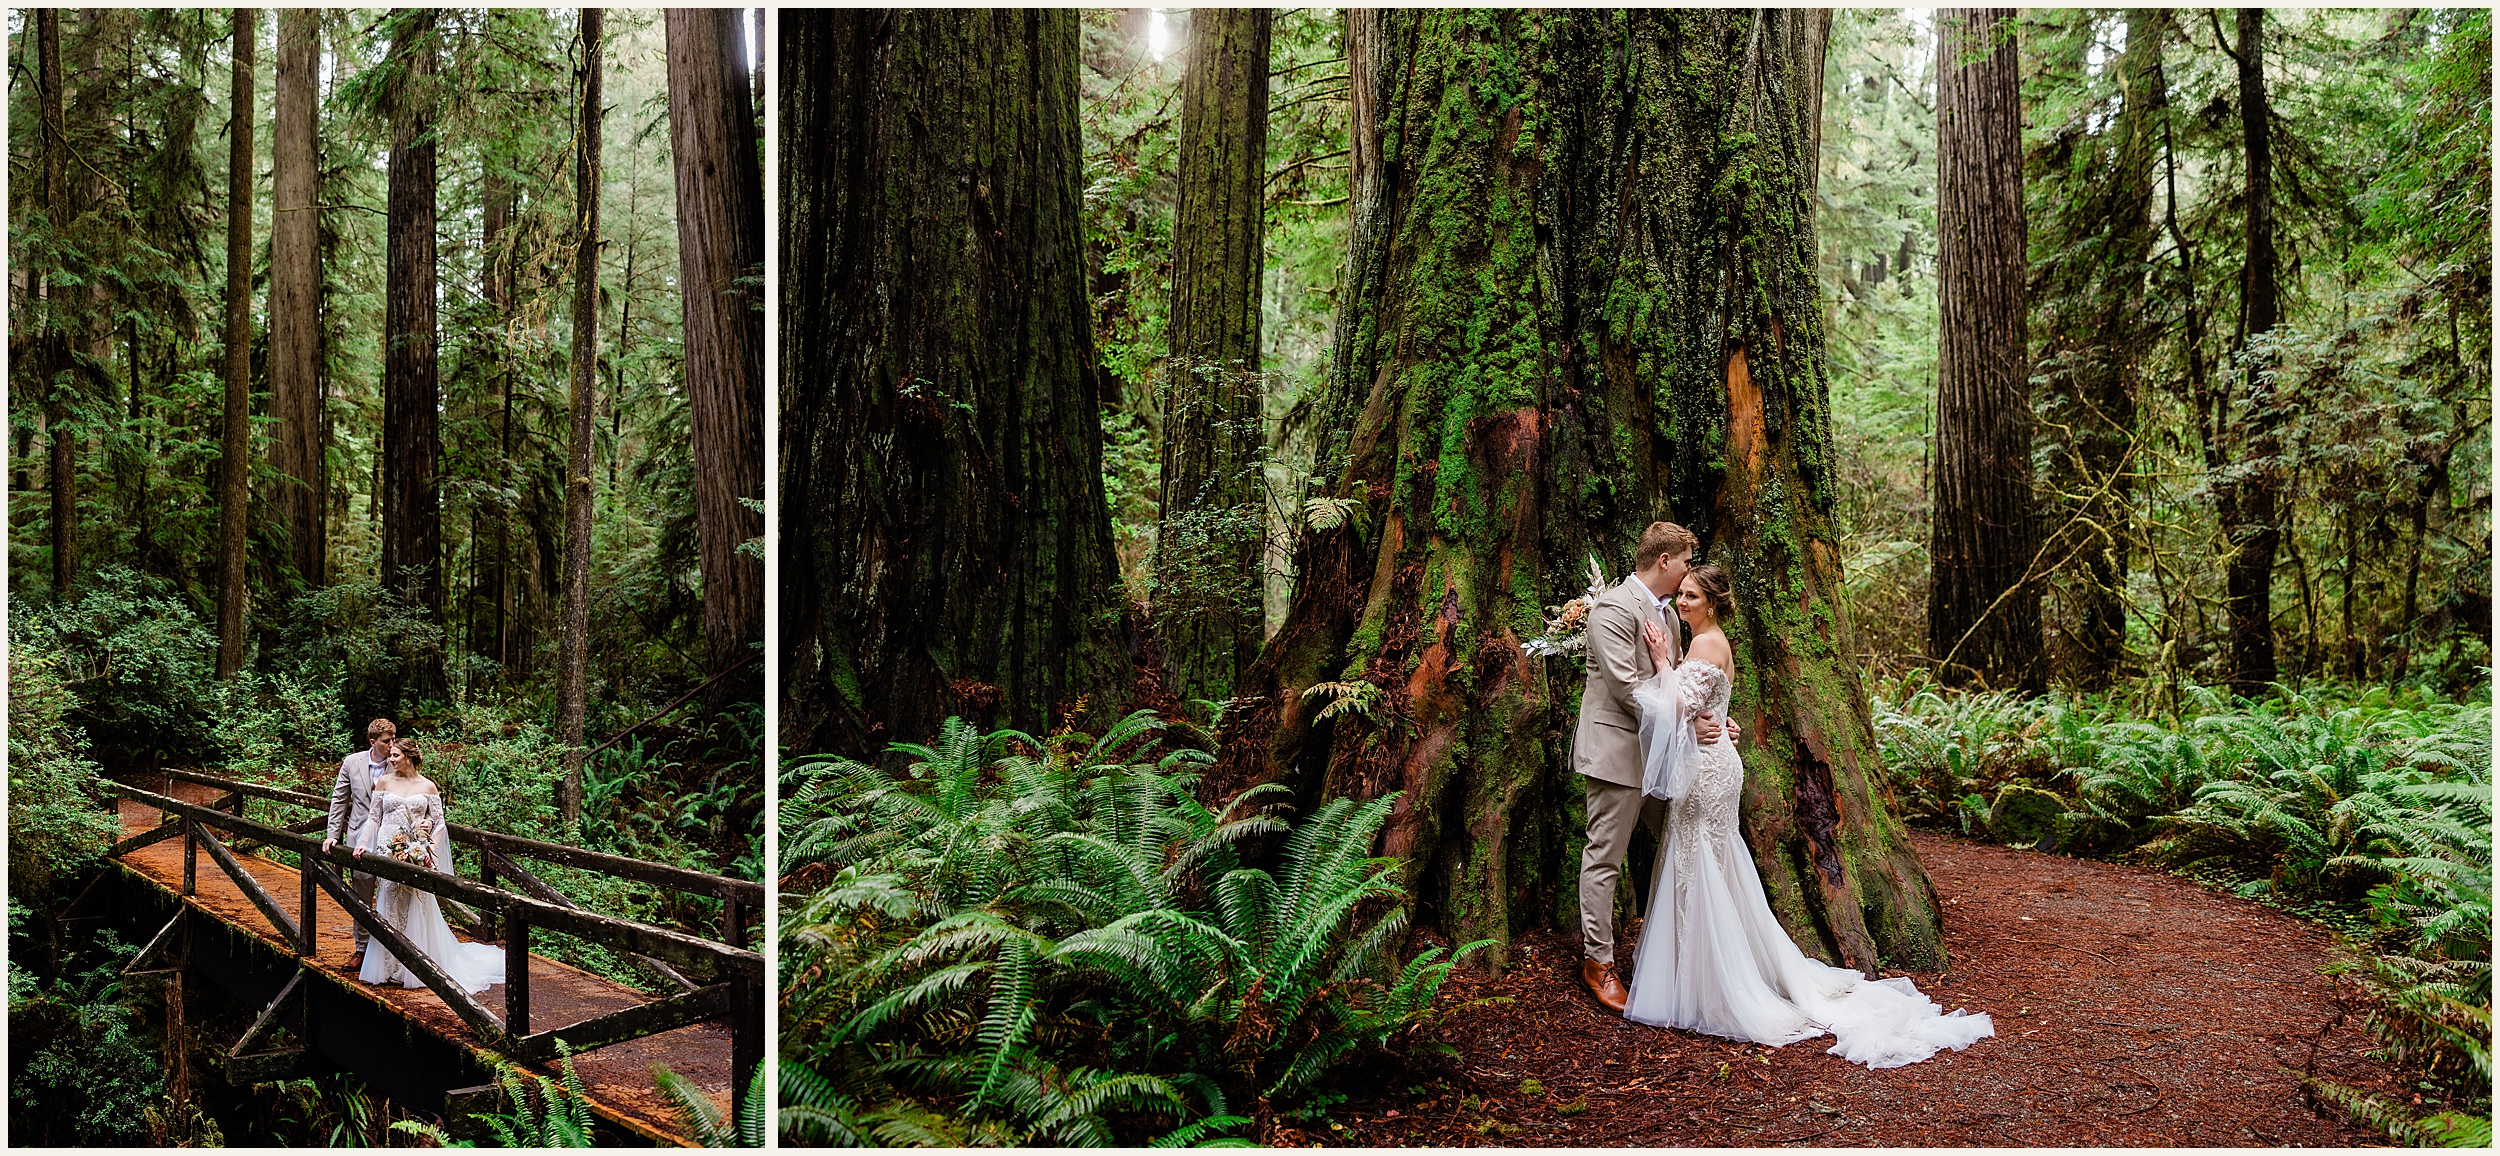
left=104, top=778, right=763, bottom=982
left=146, top=767, right=764, bottom=904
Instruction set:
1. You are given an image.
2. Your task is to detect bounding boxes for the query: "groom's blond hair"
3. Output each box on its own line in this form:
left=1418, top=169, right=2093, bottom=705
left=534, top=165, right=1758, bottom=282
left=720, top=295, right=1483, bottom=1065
left=366, top=717, right=398, bottom=742
left=1635, top=522, right=1698, bottom=569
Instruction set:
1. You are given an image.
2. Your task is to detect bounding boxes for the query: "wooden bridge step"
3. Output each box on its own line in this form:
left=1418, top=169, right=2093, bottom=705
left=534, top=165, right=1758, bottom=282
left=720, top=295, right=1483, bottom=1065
left=112, top=785, right=729, bottom=1146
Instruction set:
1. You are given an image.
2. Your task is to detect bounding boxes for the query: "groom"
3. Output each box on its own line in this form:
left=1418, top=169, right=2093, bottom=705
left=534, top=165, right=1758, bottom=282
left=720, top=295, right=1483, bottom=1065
left=325, top=717, right=396, bottom=964
left=1574, top=522, right=1736, bottom=1012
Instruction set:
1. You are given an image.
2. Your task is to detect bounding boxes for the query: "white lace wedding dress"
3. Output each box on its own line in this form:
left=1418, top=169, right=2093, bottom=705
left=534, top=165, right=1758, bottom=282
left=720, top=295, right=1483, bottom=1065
left=1622, top=659, right=1992, bottom=1068
left=356, top=791, right=507, bottom=993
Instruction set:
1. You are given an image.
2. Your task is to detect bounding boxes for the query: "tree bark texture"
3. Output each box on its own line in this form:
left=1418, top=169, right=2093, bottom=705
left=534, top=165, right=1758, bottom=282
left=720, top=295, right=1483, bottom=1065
left=781, top=9, right=1135, bottom=755
left=38, top=9, right=74, bottom=598
left=2222, top=7, right=2281, bottom=693
left=1929, top=8, right=2042, bottom=692
left=1155, top=8, right=1272, bottom=704
left=557, top=8, right=605, bottom=829
left=215, top=9, right=255, bottom=680
left=666, top=6, right=768, bottom=698
left=481, top=170, right=514, bottom=672
left=1208, top=9, right=1947, bottom=974
left=2033, top=9, right=2164, bottom=689
left=271, top=7, right=324, bottom=590
left=383, top=8, right=444, bottom=697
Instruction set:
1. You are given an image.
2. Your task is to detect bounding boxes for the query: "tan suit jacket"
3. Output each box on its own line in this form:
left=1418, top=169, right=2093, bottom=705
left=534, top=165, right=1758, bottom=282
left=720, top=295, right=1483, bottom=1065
left=1572, top=575, right=1679, bottom=787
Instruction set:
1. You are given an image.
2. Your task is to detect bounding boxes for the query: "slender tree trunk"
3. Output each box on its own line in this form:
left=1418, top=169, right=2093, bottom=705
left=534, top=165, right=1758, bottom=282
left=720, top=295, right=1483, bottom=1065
left=382, top=8, right=445, bottom=699
left=215, top=10, right=255, bottom=680
left=481, top=171, right=513, bottom=674
left=1209, top=9, right=1944, bottom=974
left=2035, top=9, right=2163, bottom=689
left=38, top=9, right=74, bottom=599
left=2221, top=7, right=2281, bottom=693
left=781, top=9, right=1136, bottom=754
left=272, top=7, right=323, bottom=589
left=1929, top=8, right=2041, bottom=692
left=666, top=6, right=767, bottom=702
left=1153, top=9, right=1272, bottom=705
left=557, top=9, right=604, bottom=828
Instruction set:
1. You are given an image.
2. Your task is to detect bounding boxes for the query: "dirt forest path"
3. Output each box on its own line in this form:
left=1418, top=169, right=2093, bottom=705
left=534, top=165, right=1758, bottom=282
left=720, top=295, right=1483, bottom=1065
left=1318, top=833, right=2402, bottom=1147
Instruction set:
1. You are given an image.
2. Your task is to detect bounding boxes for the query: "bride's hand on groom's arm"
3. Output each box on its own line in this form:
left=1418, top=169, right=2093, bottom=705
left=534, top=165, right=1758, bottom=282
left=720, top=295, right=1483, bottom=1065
left=1642, top=620, right=1674, bottom=666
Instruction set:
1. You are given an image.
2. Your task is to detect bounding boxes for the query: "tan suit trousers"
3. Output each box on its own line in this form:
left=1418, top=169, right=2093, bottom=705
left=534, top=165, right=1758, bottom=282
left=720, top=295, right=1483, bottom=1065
left=1580, top=774, right=1667, bottom=963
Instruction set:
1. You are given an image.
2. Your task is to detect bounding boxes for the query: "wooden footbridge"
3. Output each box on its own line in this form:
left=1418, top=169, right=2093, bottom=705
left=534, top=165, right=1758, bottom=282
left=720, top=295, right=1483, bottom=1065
left=69, top=769, right=763, bottom=1146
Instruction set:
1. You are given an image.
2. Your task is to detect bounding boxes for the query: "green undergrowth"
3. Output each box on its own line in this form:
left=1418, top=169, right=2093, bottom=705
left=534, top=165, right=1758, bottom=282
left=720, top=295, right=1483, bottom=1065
left=778, top=710, right=1488, bottom=1146
left=1871, top=672, right=2493, bottom=1143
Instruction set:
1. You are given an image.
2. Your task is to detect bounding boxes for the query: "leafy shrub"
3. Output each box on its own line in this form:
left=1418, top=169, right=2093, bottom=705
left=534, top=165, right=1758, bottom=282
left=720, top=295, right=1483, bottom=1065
left=267, top=577, right=445, bottom=729
left=6, top=931, right=162, bottom=1147
left=781, top=711, right=1485, bottom=1146
left=2308, top=953, right=2492, bottom=1147
left=10, top=569, right=219, bottom=765
left=390, top=1049, right=597, bottom=1148
left=5, top=629, right=115, bottom=898
left=654, top=1062, right=765, bottom=1147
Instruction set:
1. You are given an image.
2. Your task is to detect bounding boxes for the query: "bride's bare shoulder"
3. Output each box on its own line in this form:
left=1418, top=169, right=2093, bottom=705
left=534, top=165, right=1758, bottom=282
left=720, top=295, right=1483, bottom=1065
left=1687, top=631, right=1733, bottom=671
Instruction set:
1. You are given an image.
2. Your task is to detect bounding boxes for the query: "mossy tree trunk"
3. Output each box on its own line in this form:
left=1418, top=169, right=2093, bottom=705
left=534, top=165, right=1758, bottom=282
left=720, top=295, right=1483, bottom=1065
left=781, top=9, right=1135, bottom=755
left=271, top=8, right=324, bottom=591
left=667, top=7, right=768, bottom=704
left=1155, top=7, right=1272, bottom=705
left=2221, top=7, right=2281, bottom=693
left=556, top=8, right=602, bottom=829
left=1212, top=8, right=1948, bottom=974
left=382, top=8, right=446, bottom=699
left=215, top=9, right=254, bottom=680
left=1930, top=8, right=2042, bottom=692
left=2034, top=9, right=2164, bottom=689
left=37, top=8, right=74, bottom=598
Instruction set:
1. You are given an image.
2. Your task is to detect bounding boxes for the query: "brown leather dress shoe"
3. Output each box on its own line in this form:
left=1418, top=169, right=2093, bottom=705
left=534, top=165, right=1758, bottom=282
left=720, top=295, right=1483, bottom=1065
left=1581, top=958, right=1629, bottom=1013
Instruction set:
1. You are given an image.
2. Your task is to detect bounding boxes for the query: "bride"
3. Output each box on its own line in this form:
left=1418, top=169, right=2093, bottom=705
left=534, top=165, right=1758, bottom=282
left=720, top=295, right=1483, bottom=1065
left=352, top=739, right=507, bottom=993
left=1622, top=564, right=1991, bottom=1068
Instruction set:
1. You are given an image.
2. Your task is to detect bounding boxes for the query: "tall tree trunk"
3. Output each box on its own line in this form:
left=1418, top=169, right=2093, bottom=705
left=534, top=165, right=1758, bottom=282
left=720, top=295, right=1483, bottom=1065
left=215, top=10, right=255, bottom=680
left=1155, top=8, right=1271, bottom=705
left=557, top=8, right=604, bottom=829
left=2221, top=7, right=2281, bottom=693
left=1929, top=8, right=2041, bottom=692
left=666, top=6, right=767, bottom=702
left=1208, top=9, right=1945, bottom=974
left=2035, top=9, right=2164, bottom=689
left=38, top=8, right=74, bottom=599
left=781, top=9, right=1136, bottom=754
left=383, top=8, right=445, bottom=698
left=272, top=7, right=323, bottom=589
left=481, top=169, right=513, bottom=674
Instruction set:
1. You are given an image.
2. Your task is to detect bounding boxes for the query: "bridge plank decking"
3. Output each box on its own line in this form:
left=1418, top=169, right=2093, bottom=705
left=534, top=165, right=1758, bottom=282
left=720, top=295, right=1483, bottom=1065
left=114, top=779, right=727, bottom=1145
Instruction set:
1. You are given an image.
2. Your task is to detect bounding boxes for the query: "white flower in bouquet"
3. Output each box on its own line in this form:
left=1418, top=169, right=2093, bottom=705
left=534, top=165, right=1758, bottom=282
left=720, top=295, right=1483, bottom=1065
left=1522, top=555, right=1611, bottom=659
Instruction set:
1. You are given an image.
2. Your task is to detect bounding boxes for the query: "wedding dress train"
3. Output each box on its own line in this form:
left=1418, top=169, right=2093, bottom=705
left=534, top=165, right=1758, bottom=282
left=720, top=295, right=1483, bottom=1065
left=1621, top=660, right=1991, bottom=1068
left=357, top=791, right=507, bottom=993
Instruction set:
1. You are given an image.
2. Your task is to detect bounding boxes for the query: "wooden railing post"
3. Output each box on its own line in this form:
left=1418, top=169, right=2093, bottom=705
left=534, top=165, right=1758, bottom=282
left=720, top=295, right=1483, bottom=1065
left=301, top=853, right=318, bottom=957
left=478, top=854, right=500, bottom=944
left=182, top=819, right=198, bottom=896
left=731, top=975, right=760, bottom=1127
left=506, top=910, right=530, bottom=1040
left=722, top=892, right=744, bottom=951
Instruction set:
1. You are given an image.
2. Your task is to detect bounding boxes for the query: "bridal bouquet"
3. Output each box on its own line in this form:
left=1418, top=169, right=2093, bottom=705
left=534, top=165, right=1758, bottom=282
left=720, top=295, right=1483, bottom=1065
left=385, top=820, right=437, bottom=870
left=1522, top=555, right=1611, bottom=660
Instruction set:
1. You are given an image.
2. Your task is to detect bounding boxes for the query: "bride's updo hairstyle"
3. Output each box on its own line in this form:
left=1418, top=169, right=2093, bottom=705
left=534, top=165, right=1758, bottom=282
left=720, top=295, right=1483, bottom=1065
left=1686, top=564, right=1738, bottom=622
left=391, top=738, right=425, bottom=770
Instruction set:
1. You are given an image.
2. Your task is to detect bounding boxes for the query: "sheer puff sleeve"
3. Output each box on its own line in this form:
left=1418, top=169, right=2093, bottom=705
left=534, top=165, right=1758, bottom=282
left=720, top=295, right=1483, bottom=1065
left=1633, top=664, right=1709, bottom=801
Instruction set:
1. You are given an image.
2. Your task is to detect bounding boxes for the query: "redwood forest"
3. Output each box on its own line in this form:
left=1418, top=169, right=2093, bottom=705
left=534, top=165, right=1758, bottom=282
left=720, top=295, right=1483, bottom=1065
left=783, top=7, right=2491, bottom=1149
left=10, top=8, right=765, bottom=1145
